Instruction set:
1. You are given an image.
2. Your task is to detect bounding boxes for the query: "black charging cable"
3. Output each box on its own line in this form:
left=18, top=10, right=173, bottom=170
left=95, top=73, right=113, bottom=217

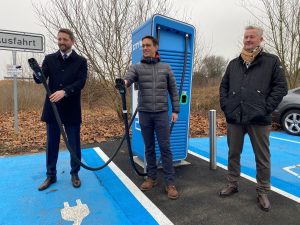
left=115, top=78, right=147, bottom=176
left=28, top=58, right=145, bottom=176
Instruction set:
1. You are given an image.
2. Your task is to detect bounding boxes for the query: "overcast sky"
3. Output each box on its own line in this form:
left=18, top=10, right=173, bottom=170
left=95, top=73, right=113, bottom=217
left=0, top=0, right=258, bottom=79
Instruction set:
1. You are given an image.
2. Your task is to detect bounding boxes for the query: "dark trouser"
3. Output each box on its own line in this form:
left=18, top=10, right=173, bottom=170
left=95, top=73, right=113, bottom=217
left=46, top=122, right=81, bottom=177
left=227, top=123, right=271, bottom=193
left=139, top=111, right=175, bottom=186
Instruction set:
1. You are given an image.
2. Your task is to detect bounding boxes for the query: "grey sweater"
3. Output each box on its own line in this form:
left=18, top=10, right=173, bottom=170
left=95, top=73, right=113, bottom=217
left=125, top=61, right=180, bottom=113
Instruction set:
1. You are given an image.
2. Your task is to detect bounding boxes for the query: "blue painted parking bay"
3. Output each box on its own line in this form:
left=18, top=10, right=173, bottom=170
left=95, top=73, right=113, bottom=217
left=0, top=147, right=172, bottom=225
left=189, top=131, right=300, bottom=202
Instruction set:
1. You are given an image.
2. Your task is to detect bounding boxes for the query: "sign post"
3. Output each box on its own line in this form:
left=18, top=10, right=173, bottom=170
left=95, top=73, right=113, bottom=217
left=0, top=29, right=44, bottom=134
left=12, top=51, right=18, bottom=133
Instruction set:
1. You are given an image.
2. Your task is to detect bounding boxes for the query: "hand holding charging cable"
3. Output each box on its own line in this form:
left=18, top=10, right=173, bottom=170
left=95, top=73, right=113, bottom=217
left=115, top=78, right=126, bottom=94
left=28, top=58, right=45, bottom=82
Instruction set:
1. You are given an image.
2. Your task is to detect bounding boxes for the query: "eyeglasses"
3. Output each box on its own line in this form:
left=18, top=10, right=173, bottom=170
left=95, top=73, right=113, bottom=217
left=142, top=44, right=152, bottom=48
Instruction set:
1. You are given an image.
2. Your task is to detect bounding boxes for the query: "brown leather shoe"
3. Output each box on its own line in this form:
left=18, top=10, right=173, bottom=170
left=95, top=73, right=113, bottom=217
left=38, top=176, right=57, bottom=191
left=140, top=178, right=157, bottom=191
left=219, top=184, right=238, bottom=197
left=257, top=193, right=271, bottom=212
left=71, top=174, right=81, bottom=188
left=165, top=185, right=179, bottom=200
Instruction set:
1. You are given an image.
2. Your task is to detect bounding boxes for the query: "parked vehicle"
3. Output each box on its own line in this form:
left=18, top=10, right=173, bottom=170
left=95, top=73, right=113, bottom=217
left=272, top=87, right=300, bottom=135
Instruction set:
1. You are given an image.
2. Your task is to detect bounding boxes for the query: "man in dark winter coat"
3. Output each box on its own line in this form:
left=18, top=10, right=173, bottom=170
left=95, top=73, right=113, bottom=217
left=219, top=25, right=287, bottom=211
left=34, top=28, right=87, bottom=191
left=124, top=36, right=180, bottom=200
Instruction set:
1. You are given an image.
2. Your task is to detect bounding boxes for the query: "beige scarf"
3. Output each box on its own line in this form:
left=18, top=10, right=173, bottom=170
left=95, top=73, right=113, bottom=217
left=241, top=46, right=262, bottom=65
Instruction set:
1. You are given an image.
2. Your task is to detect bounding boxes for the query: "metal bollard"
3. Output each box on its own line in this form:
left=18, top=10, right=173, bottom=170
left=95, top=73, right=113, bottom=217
left=209, top=110, right=217, bottom=170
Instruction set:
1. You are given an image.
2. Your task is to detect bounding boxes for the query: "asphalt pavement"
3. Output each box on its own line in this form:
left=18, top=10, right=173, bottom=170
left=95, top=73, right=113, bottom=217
left=96, top=138, right=300, bottom=225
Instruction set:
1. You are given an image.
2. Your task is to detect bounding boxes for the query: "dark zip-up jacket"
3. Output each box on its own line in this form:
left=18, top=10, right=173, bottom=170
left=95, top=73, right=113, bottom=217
left=220, top=51, right=287, bottom=125
left=125, top=59, right=180, bottom=113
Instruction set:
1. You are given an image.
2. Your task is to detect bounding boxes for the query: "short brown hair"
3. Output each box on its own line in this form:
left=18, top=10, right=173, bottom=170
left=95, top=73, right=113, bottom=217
left=142, top=35, right=159, bottom=46
left=58, top=28, right=75, bottom=41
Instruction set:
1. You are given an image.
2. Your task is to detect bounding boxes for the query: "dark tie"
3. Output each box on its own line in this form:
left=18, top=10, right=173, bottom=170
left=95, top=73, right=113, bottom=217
left=63, top=54, right=68, bottom=60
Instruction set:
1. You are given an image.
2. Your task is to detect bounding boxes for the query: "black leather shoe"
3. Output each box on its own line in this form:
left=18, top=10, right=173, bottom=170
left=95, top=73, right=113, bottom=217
left=71, top=174, right=81, bottom=188
left=219, top=185, right=238, bottom=197
left=38, top=176, right=57, bottom=191
left=257, top=193, right=271, bottom=212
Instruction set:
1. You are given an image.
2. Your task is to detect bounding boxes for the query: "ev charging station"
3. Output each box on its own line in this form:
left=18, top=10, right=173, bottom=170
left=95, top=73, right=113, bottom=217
left=131, top=14, right=195, bottom=165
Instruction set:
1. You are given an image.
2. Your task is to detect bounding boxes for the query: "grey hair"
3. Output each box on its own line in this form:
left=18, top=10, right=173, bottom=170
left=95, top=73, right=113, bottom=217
left=245, top=25, right=263, bottom=36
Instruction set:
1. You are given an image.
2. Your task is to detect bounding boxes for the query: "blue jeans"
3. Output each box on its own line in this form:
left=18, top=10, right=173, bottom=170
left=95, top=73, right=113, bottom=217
left=46, top=122, right=81, bottom=177
left=139, top=111, right=175, bottom=185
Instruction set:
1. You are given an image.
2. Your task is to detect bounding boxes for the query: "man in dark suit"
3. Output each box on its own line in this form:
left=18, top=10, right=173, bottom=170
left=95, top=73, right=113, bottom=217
left=34, top=28, right=87, bottom=191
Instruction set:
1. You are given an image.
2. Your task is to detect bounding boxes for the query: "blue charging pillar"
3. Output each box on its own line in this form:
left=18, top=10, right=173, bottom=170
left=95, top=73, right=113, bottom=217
left=131, top=14, right=195, bottom=166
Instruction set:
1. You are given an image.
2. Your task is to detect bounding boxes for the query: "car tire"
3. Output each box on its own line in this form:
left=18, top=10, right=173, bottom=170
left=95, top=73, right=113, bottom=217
left=281, top=109, right=300, bottom=136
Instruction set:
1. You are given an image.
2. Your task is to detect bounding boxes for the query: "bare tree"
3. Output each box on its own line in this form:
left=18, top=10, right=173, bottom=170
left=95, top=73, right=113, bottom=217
left=193, top=54, right=228, bottom=86
left=33, top=0, right=175, bottom=117
left=193, top=28, right=213, bottom=76
left=201, top=55, right=228, bottom=79
left=241, top=0, right=300, bottom=89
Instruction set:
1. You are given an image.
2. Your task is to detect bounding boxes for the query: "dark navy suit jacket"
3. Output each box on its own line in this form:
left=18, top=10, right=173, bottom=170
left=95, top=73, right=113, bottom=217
left=34, top=50, right=87, bottom=124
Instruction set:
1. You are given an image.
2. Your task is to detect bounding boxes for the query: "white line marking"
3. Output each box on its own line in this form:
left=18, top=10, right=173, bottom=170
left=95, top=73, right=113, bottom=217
left=135, top=121, right=141, bottom=131
left=270, top=136, right=300, bottom=144
left=283, top=165, right=300, bottom=178
left=93, top=147, right=174, bottom=225
left=188, top=150, right=300, bottom=204
left=188, top=150, right=227, bottom=170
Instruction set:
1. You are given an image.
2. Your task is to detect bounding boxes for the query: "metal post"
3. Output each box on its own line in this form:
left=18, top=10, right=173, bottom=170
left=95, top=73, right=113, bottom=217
left=12, top=50, right=19, bottom=134
left=209, top=109, right=217, bottom=170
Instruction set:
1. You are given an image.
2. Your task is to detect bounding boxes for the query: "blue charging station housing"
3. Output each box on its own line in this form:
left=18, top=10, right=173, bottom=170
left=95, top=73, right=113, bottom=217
left=131, top=14, right=195, bottom=163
